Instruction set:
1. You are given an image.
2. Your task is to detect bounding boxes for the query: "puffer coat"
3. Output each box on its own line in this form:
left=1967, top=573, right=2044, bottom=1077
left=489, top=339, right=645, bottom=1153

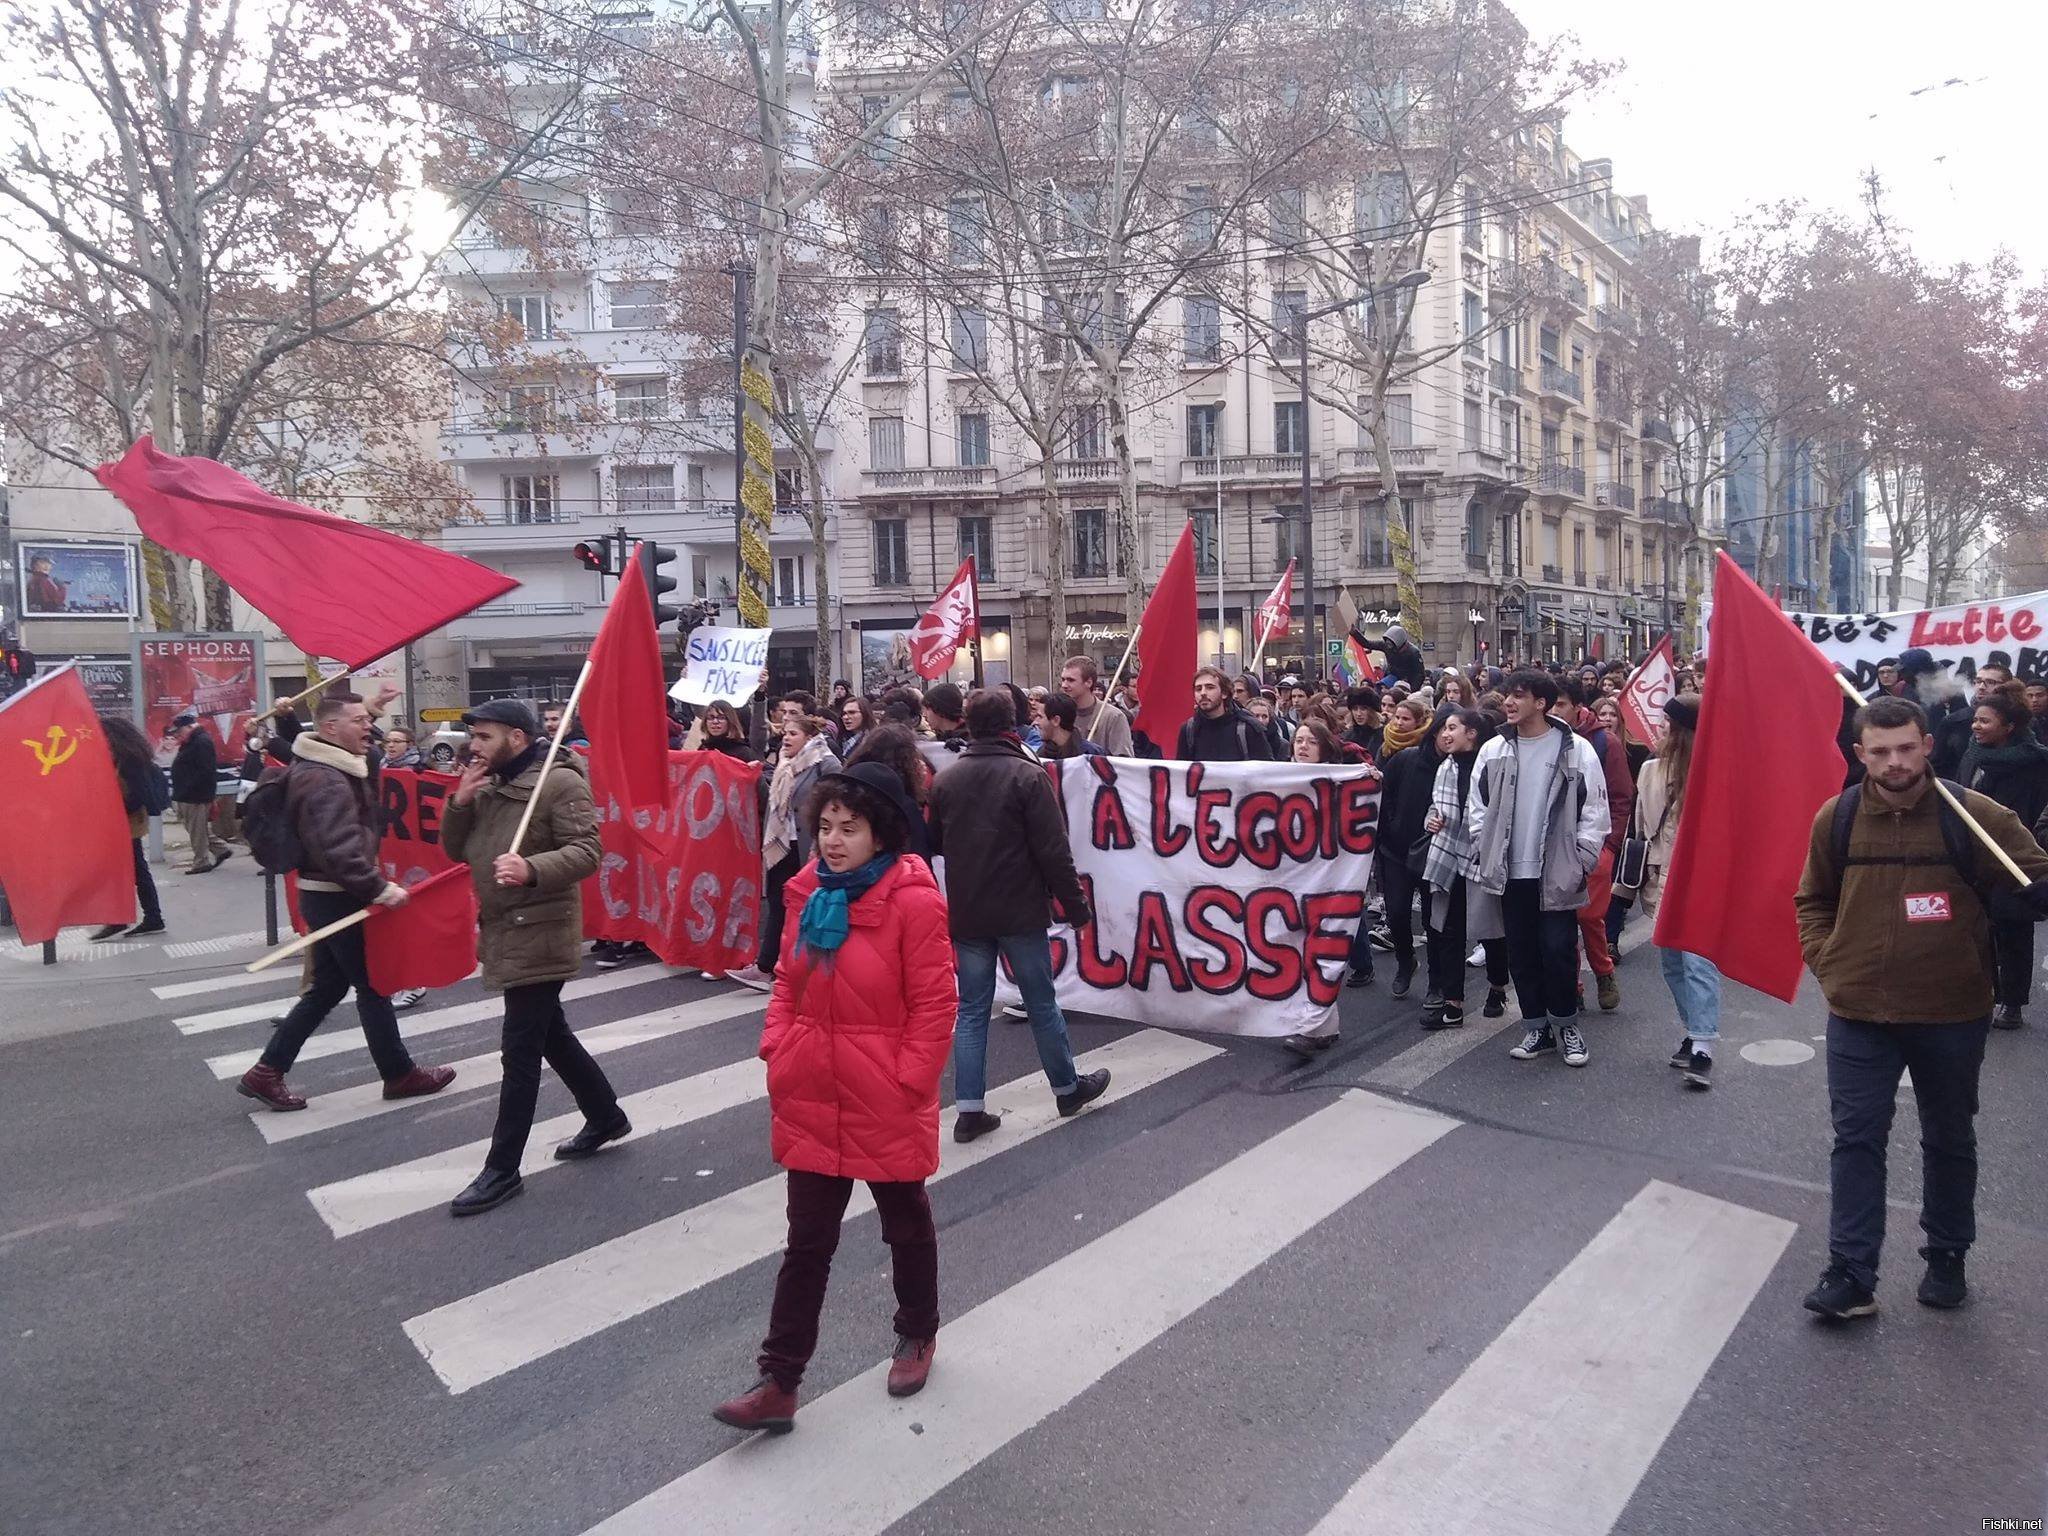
left=759, top=855, right=956, bottom=1182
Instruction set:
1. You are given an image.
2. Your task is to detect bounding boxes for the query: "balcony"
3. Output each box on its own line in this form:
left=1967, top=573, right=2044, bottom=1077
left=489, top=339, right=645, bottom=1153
left=1459, top=448, right=1515, bottom=481
left=1334, top=445, right=1441, bottom=476
left=1535, top=459, right=1586, bottom=498
left=859, top=466, right=997, bottom=497
left=1537, top=360, right=1584, bottom=405
left=1048, top=456, right=1153, bottom=486
left=1595, top=481, right=1635, bottom=511
left=1533, top=258, right=1588, bottom=310
left=1595, top=576, right=1613, bottom=591
left=1177, top=453, right=1304, bottom=484
left=1594, top=305, right=1636, bottom=340
left=1644, top=495, right=1688, bottom=525
left=1642, top=416, right=1678, bottom=448
left=1541, top=563, right=1564, bottom=583
left=1490, top=359, right=1520, bottom=395
left=1489, top=259, right=1526, bottom=295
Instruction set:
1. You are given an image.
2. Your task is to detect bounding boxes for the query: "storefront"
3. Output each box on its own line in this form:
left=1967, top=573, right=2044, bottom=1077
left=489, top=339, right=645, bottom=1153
left=854, top=616, right=1015, bottom=693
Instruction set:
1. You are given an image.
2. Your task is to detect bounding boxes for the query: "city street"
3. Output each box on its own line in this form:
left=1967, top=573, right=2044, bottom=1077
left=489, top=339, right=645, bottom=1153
left=5, top=854, right=2044, bottom=1535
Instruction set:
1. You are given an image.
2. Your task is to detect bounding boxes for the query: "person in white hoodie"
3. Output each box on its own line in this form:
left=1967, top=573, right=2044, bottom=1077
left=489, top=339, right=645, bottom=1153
left=1464, top=670, right=1609, bottom=1067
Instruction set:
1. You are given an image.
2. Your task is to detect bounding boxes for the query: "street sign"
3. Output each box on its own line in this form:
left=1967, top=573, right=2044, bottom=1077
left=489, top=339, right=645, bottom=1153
left=1324, top=639, right=1342, bottom=662
left=419, top=707, right=467, bottom=723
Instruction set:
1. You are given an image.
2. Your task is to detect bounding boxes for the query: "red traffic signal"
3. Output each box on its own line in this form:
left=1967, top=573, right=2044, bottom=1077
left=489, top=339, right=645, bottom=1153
left=573, top=539, right=615, bottom=576
left=1, top=646, right=36, bottom=679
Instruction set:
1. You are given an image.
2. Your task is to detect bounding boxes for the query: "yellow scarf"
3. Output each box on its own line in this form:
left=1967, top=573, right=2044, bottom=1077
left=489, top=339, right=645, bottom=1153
left=1379, top=718, right=1428, bottom=758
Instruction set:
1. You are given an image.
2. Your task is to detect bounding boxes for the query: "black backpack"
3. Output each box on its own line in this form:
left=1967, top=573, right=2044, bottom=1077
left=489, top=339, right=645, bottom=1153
left=240, top=762, right=305, bottom=876
left=1829, top=780, right=1996, bottom=911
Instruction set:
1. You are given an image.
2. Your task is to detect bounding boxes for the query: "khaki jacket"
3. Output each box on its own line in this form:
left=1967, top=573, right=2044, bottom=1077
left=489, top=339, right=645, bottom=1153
left=441, top=751, right=602, bottom=991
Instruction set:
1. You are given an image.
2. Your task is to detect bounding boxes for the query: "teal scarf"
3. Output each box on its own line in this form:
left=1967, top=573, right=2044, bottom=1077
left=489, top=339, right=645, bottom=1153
left=796, top=854, right=898, bottom=959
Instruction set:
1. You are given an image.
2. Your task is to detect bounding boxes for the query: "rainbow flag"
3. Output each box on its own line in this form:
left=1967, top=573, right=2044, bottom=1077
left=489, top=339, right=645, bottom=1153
left=1335, top=634, right=1379, bottom=687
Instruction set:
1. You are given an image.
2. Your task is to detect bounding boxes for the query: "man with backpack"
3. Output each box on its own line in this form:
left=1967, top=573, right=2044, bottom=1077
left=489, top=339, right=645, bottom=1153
left=1176, top=667, right=1274, bottom=762
left=235, top=691, right=455, bottom=1112
left=1795, top=695, right=2048, bottom=1320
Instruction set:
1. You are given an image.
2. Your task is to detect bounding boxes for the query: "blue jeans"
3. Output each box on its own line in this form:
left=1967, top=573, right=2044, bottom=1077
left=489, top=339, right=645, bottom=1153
left=1657, top=947, right=1722, bottom=1042
left=953, top=933, right=1079, bottom=1110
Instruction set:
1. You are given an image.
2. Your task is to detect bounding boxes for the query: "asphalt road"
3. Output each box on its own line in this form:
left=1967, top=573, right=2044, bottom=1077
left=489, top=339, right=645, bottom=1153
left=4, top=895, right=2045, bottom=1536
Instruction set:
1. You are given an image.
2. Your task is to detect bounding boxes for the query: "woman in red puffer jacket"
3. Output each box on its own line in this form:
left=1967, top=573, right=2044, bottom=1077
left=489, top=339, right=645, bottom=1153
left=712, top=761, right=956, bottom=1436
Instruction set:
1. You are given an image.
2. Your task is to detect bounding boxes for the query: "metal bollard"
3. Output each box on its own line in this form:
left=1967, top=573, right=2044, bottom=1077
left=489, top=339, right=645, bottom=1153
left=263, top=871, right=279, bottom=947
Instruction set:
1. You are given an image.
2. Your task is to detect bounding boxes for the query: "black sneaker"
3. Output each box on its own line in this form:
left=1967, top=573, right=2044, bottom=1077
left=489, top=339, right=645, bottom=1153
left=89, top=923, right=134, bottom=941
left=953, top=1110, right=1001, bottom=1143
left=1368, top=925, right=1395, bottom=952
left=1055, top=1068, right=1111, bottom=1117
left=129, top=918, right=166, bottom=936
left=1683, top=1050, right=1713, bottom=1090
left=1482, top=988, right=1507, bottom=1018
left=1993, top=1005, right=2025, bottom=1030
left=1558, top=1023, right=1589, bottom=1067
left=1424, top=1002, right=1464, bottom=1030
left=1669, top=1036, right=1695, bottom=1068
left=1917, top=1248, right=1967, bottom=1309
left=1508, top=1026, right=1555, bottom=1060
left=1421, top=989, right=1444, bottom=1013
left=1346, top=965, right=1375, bottom=989
left=592, top=942, right=625, bottom=971
left=1389, top=961, right=1415, bottom=999
left=1802, top=1262, right=1878, bottom=1320
left=1282, top=1031, right=1337, bottom=1059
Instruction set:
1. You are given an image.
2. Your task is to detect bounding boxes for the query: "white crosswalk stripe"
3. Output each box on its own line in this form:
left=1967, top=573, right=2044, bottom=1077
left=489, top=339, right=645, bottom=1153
left=153, top=969, right=298, bottom=1001
left=403, top=1028, right=1225, bottom=1394
left=249, top=991, right=764, bottom=1144
left=578, top=1089, right=1458, bottom=1536
left=308, top=1055, right=771, bottom=1236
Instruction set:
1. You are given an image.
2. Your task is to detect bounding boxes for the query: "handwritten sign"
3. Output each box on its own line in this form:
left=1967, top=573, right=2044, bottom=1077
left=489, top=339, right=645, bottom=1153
left=669, top=625, right=771, bottom=707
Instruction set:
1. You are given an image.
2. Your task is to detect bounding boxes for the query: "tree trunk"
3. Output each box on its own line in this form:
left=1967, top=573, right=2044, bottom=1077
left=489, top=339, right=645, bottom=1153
left=1041, top=459, right=1067, bottom=678
left=1107, top=387, right=1143, bottom=627
left=1371, top=412, right=1424, bottom=643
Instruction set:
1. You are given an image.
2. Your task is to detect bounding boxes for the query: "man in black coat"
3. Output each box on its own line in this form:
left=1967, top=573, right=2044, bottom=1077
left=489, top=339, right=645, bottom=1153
left=929, top=688, right=1110, bottom=1142
left=1377, top=623, right=1426, bottom=689
left=167, top=712, right=232, bottom=873
left=1177, top=667, right=1275, bottom=762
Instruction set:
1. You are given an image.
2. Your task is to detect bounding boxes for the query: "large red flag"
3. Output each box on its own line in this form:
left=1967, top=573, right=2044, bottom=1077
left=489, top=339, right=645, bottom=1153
left=95, top=437, right=518, bottom=670
left=364, top=865, right=479, bottom=993
left=1254, top=559, right=1295, bottom=645
left=580, top=548, right=673, bottom=823
left=0, top=667, right=137, bottom=942
left=1653, top=552, right=1845, bottom=1001
left=1132, top=521, right=1199, bottom=754
left=908, top=557, right=980, bottom=678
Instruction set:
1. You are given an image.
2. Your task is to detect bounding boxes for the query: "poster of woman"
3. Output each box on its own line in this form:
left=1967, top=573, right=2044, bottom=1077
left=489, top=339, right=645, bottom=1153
left=17, top=542, right=138, bottom=619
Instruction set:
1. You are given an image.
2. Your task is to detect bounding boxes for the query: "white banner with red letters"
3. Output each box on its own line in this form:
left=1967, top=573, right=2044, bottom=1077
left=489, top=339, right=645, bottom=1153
left=991, top=756, right=1381, bottom=1037
left=1707, top=589, right=2048, bottom=692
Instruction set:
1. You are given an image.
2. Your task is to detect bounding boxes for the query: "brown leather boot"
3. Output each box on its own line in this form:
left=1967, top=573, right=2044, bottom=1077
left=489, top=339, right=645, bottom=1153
left=711, top=1377, right=797, bottom=1433
left=887, top=1336, right=936, bottom=1398
left=236, top=1064, right=307, bottom=1112
left=382, top=1064, right=456, bottom=1100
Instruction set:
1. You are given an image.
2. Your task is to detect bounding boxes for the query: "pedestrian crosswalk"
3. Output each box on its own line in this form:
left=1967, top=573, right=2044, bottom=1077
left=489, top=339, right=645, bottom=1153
left=150, top=950, right=1810, bottom=1536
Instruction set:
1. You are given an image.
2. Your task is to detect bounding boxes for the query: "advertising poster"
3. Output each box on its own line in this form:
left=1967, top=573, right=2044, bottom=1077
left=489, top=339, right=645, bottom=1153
left=859, top=624, right=921, bottom=693
left=135, top=634, right=262, bottom=760
left=17, top=541, right=138, bottom=619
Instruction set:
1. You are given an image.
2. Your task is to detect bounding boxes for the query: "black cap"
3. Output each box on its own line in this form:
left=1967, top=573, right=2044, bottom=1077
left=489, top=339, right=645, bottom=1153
left=168, top=710, right=199, bottom=730
left=816, top=761, right=931, bottom=859
left=1663, top=695, right=1701, bottom=731
left=461, top=698, right=540, bottom=735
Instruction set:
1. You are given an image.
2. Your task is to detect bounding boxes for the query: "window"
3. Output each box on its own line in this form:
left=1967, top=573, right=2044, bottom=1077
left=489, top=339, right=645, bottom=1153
left=1538, top=325, right=1561, bottom=364
left=1187, top=402, right=1222, bottom=459
left=1595, top=528, right=1612, bottom=577
left=1070, top=507, right=1109, bottom=577
left=1572, top=525, right=1586, bottom=583
left=1464, top=498, right=1489, bottom=568
left=688, top=463, right=708, bottom=505
left=1044, top=290, right=1110, bottom=361
left=1273, top=506, right=1303, bottom=568
left=1184, top=96, right=1219, bottom=148
left=500, top=472, right=561, bottom=523
left=1065, top=403, right=1106, bottom=459
left=872, top=518, right=911, bottom=585
left=868, top=415, right=905, bottom=470
left=1359, top=496, right=1414, bottom=566
left=775, top=465, right=805, bottom=508
left=1462, top=290, right=1483, bottom=354
left=601, top=187, right=662, bottom=238
left=1464, top=398, right=1484, bottom=447
left=606, top=282, right=662, bottom=329
left=1570, top=433, right=1584, bottom=469
left=616, top=463, right=674, bottom=511
left=775, top=555, right=807, bottom=606
left=1183, top=185, right=1217, bottom=249
left=1358, top=172, right=1408, bottom=239
left=1184, top=295, right=1221, bottom=363
left=1542, top=518, right=1561, bottom=569
left=958, top=412, right=991, bottom=467
left=859, top=203, right=896, bottom=266
left=861, top=96, right=897, bottom=163
left=1274, top=399, right=1304, bottom=455
left=1193, top=506, right=1218, bottom=577
left=1051, top=186, right=1101, bottom=251
left=959, top=515, right=995, bottom=578
left=1498, top=403, right=1519, bottom=460
left=1272, top=288, right=1307, bottom=356
left=497, top=294, right=551, bottom=338
left=863, top=308, right=902, bottom=376
left=1381, top=393, right=1414, bottom=448
left=1462, top=182, right=1483, bottom=248
left=1268, top=187, right=1305, bottom=245
left=613, top=376, right=667, bottom=421
left=949, top=306, right=988, bottom=370
left=1623, top=536, right=1635, bottom=582
left=498, top=383, right=556, bottom=430
left=949, top=197, right=986, bottom=265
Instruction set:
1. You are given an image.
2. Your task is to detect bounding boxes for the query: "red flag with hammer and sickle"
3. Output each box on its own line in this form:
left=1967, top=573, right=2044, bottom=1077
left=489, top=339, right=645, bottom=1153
left=0, top=665, right=137, bottom=943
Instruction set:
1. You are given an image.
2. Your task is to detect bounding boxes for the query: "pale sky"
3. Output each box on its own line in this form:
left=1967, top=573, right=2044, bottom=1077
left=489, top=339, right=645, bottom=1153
left=1511, top=0, right=2047, bottom=281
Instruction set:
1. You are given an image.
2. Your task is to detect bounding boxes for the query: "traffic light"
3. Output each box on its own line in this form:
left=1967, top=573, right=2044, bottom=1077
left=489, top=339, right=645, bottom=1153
left=639, top=541, right=682, bottom=626
left=573, top=537, right=617, bottom=576
left=1, top=645, right=35, bottom=681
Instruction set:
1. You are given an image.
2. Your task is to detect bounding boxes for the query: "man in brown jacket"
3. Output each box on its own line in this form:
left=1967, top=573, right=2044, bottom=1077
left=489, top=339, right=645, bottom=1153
left=1793, top=695, right=2048, bottom=1319
left=441, top=699, right=626, bottom=1216
left=238, top=692, right=455, bottom=1111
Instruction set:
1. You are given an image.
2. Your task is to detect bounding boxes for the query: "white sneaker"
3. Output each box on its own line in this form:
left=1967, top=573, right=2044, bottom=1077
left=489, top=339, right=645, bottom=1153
left=1466, top=945, right=1485, bottom=967
left=727, top=964, right=773, bottom=993
left=1003, top=1005, right=1028, bottom=1020
left=392, top=988, right=427, bottom=1009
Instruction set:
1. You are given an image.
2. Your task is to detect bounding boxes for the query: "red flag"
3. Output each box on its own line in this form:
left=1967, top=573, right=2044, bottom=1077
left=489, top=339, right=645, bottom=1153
left=1653, top=552, right=1845, bottom=1001
left=580, top=548, right=673, bottom=821
left=0, top=667, right=137, bottom=942
left=364, top=866, right=478, bottom=994
left=908, top=557, right=980, bottom=678
left=1132, top=521, right=1199, bottom=753
left=1618, top=634, right=1677, bottom=749
left=95, top=437, right=518, bottom=670
left=1254, top=560, right=1296, bottom=645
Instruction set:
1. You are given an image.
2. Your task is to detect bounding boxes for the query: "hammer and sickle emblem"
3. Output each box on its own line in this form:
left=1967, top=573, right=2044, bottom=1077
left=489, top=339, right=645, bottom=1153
left=23, top=726, right=78, bottom=776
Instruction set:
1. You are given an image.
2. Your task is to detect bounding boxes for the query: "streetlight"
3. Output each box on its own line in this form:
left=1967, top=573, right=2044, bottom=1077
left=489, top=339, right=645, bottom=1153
left=1293, top=268, right=1430, bottom=674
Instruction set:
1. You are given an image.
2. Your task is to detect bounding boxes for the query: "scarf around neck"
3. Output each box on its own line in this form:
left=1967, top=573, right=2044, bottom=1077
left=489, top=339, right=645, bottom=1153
left=766, top=732, right=834, bottom=865
left=796, top=853, right=897, bottom=959
left=1380, top=717, right=1429, bottom=758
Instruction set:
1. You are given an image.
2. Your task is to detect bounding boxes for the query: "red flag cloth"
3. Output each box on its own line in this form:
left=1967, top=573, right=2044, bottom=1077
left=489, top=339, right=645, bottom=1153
left=95, top=436, right=518, bottom=670
left=1254, top=559, right=1296, bottom=645
left=1652, top=552, right=1845, bottom=1001
left=908, top=557, right=980, bottom=678
left=1132, top=521, right=1199, bottom=753
left=1619, top=634, right=1677, bottom=749
left=580, top=549, right=673, bottom=825
left=364, top=865, right=478, bottom=994
left=0, top=667, right=137, bottom=942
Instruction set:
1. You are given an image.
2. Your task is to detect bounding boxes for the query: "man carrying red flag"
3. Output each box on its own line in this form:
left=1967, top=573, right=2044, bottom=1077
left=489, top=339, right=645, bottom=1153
left=0, top=666, right=137, bottom=944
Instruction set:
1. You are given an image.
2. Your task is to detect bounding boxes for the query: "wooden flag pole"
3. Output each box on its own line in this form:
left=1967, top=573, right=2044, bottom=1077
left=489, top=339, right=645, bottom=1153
left=246, top=901, right=375, bottom=972
left=1087, top=625, right=1142, bottom=743
left=508, top=654, right=597, bottom=857
left=1828, top=671, right=2029, bottom=886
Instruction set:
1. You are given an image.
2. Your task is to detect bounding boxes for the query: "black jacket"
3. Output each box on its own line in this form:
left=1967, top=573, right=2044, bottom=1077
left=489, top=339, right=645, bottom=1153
left=1376, top=742, right=1440, bottom=870
left=927, top=737, right=1087, bottom=941
left=1176, top=706, right=1275, bottom=763
left=1931, top=705, right=1975, bottom=781
left=1345, top=723, right=1385, bottom=765
left=1381, top=642, right=1425, bottom=689
left=1959, top=738, right=2048, bottom=839
left=170, top=730, right=218, bottom=805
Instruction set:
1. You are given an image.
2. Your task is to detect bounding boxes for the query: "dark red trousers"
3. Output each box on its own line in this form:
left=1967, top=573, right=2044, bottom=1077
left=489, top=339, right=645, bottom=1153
left=758, top=1170, right=939, bottom=1391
